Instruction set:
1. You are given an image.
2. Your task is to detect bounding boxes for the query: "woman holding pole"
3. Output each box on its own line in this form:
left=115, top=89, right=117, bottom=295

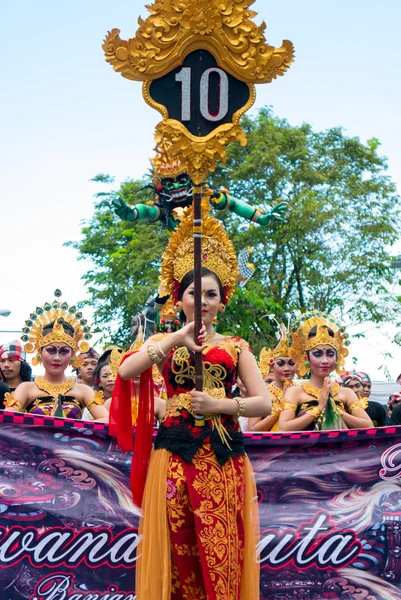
left=111, top=207, right=270, bottom=599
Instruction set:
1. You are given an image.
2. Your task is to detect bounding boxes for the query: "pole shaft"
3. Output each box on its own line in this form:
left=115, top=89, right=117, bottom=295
left=193, top=186, right=203, bottom=392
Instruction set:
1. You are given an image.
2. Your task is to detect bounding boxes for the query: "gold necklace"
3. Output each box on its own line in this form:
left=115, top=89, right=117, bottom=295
left=35, top=376, right=76, bottom=397
left=301, top=381, right=340, bottom=398
left=205, top=330, right=217, bottom=341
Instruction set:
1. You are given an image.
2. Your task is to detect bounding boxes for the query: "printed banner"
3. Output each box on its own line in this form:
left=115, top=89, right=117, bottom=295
left=0, top=411, right=401, bottom=599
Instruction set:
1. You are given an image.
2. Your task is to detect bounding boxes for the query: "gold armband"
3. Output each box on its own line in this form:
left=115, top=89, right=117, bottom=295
left=86, top=391, right=104, bottom=412
left=349, top=399, right=368, bottom=413
left=147, top=343, right=163, bottom=364
left=307, top=407, right=321, bottom=421
left=235, top=398, right=246, bottom=418
left=4, top=392, right=24, bottom=412
left=283, top=402, right=297, bottom=413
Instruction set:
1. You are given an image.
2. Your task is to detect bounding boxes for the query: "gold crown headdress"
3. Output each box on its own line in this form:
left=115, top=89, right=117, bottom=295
left=159, top=296, right=179, bottom=324
left=107, top=346, right=125, bottom=381
left=258, top=319, right=290, bottom=377
left=286, top=311, right=350, bottom=377
left=21, top=289, right=91, bottom=367
left=160, top=205, right=238, bottom=304
left=150, top=140, right=186, bottom=185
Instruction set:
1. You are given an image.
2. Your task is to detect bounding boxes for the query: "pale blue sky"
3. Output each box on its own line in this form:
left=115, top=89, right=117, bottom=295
left=1, top=0, right=401, bottom=378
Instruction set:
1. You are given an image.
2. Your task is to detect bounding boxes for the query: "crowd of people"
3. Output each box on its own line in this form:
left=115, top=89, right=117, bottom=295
left=1, top=207, right=401, bottom=599
left=0, top=311, right=400, bottom=428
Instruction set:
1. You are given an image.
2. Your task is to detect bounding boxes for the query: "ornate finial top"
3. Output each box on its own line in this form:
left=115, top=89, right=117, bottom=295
left=103, top=0, right=294, bottom=83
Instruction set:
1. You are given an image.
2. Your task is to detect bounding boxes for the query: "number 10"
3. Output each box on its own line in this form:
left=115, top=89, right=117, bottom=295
left=175, top=67, right=229, bottom=123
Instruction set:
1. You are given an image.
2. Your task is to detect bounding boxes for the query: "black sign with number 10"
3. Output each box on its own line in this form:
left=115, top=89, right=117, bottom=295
left=149, top=49, right=251, bottom=138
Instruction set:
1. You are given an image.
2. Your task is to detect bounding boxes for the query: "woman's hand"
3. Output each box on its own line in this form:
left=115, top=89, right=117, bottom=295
left=190, top=390, right=220, bottom=415
left=318, top=377, right=331, bottom=410
left=175, top=321, right=207, bottom=352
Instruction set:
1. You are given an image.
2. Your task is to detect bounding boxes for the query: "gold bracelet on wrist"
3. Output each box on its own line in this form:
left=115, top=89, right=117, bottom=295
left=235, top=398, right=246, bottom=418
left=307, top=407, right=321, bottom=421
left=147, top=344, right=163, bottom=364
left=271, top=405, right=281, bottom=419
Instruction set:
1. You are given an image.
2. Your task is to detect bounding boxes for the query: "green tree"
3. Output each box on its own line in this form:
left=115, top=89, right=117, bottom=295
left=66, top=175, right=169, bottom=346
left=67, top=108, right=401, bottom=353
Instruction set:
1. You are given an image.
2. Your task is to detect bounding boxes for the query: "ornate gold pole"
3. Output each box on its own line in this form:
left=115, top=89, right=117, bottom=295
left=193, top=185, right=205, bottom=426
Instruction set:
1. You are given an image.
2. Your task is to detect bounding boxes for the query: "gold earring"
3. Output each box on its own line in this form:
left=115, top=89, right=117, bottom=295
left=213, top=316, right=218, bottom=325
left=175, top=301, right=183, bottom=310
left=218, top=303, right=225, bottom=313
left=32, top=353, right=42, bottom=367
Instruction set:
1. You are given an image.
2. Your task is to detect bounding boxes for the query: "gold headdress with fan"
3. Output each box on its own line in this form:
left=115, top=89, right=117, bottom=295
left=287, top=311, right=350, bottom=377
left=150, top=139, right=186, bottom=184
left=159, top=203, right=238, bottom=304
left=258, top=321, right=290, bottom=377
left=21, top=289, right=91, bottom=368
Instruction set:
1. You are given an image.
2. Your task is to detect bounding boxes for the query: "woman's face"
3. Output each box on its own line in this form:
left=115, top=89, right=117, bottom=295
left=41, top=343, right=73, bottom=375
left=309, top=344, right=337, bottom=376
left=182, top=275, right=221, bottom=326
left=99, top=364, right=114, bottom=396
left=272, top=356, right=297, bottom=383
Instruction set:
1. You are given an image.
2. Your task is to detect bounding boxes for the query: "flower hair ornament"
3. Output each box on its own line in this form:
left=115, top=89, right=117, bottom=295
left=159, top=202, right=239, bottom=305
left=286, top=310, right=350, bottom=377
left=258, top=318, right=291, bottom=378
left=21, top=289, right=91, bottom=367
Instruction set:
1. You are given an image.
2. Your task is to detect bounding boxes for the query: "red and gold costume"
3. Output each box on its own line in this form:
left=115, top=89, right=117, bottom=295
left=110, top=206, right=259, bottom=599
left=138, top=337, right=258, bottom=600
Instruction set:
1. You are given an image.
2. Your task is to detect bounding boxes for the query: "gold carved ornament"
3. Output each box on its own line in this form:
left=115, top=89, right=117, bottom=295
left=103, top=0, right=294, bottom=184
left=35, top=377, right=76, bottom=398
left=286, top=311, right=350, bottom=378
left=21, top=290, right=91, bottom=368
left=107, top=347, right=125, bottom=381
left=159, top=204, right=238, bottom=303
left=258, top=320, right=294, bottom=378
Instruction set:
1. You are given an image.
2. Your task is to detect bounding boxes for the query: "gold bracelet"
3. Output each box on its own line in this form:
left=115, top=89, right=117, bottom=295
left=147, top=344, right=162, bottom=364
left=271, top=405, right=281, bottom=419
left=307, top=407, right=321, bottom=421
left=235, top=398, right=246, bottom=418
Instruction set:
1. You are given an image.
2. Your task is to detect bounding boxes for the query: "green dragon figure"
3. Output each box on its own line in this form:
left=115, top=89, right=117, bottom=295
left=112, top=149, right=288, bottom=231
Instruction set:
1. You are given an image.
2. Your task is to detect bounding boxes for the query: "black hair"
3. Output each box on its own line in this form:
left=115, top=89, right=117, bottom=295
left=177, top=267, right=224, bottom=323
left=42, top=320, right=74, bottom=338
left=308, top=325, right=335, bottom=340
left=365, top=401, right=387, bottom=427
left=389, top=403, right=401, bottom=426
left=20, top=360, right=32, bottom=382
left=91, top=349, right=114, bottom=390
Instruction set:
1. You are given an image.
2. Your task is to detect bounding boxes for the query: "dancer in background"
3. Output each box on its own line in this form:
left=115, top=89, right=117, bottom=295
left=111, top=208, right=269, bottom=599
left=4, top=290, right=108, bottom=421
left=279, top=312, right=372, bottom=431
left=249, top=325, right=297, bottom=432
